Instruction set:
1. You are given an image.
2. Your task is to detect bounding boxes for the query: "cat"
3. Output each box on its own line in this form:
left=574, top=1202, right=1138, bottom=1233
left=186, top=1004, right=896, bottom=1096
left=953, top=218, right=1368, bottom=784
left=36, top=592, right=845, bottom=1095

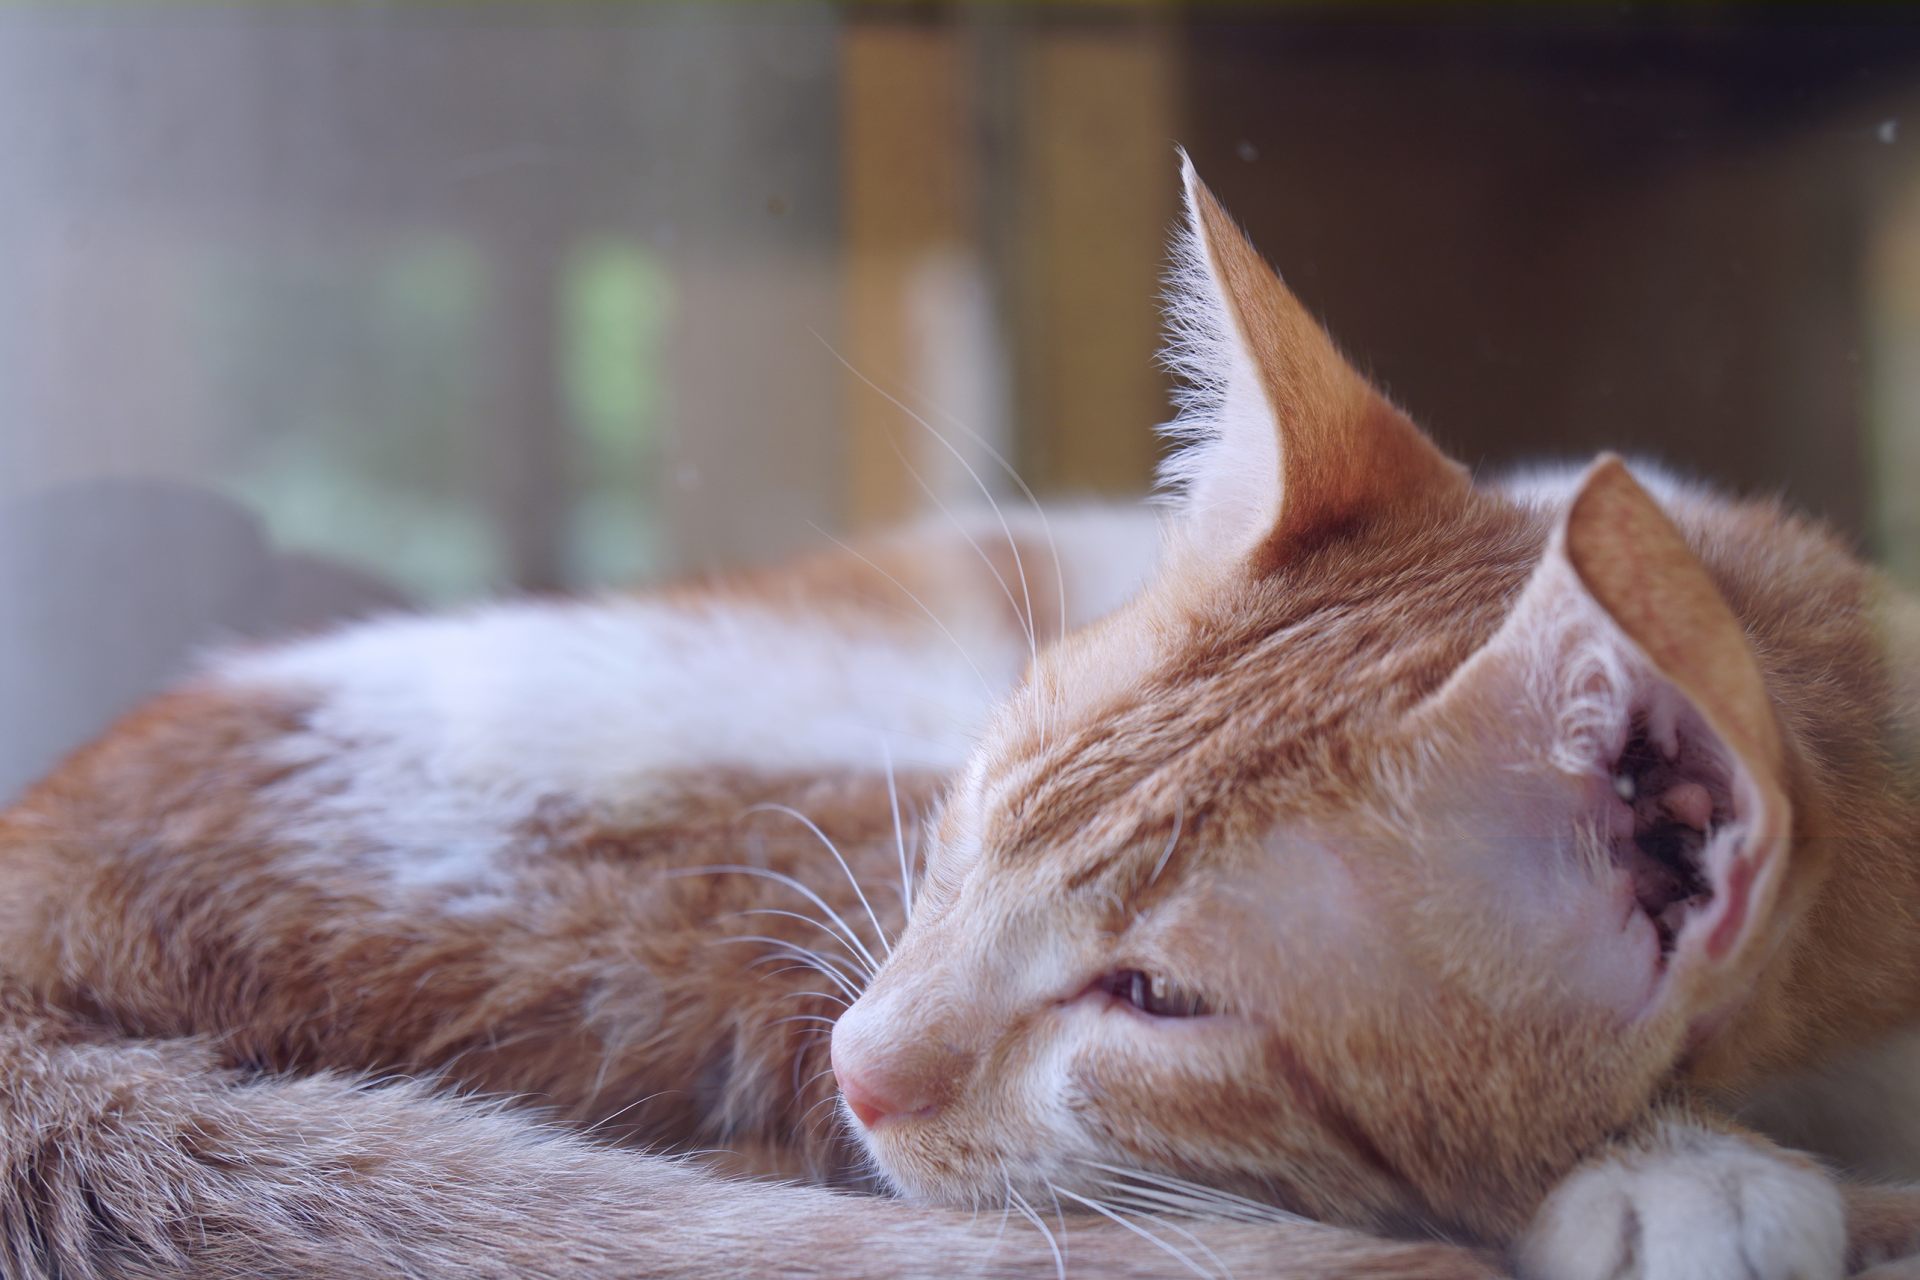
left=830, top=163, right=1920, bottom=1278
left=2, top=156, right=1918, bottom=1280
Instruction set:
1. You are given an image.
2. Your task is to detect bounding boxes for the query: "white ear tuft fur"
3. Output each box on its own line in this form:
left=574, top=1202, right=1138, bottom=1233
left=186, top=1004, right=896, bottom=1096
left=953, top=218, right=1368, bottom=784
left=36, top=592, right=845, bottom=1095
left=1508, top=546, right=1645, bottom=780
left=1155, top=153, right=1284, bottom=550
left=1155, top=154, right=1465, bottom=560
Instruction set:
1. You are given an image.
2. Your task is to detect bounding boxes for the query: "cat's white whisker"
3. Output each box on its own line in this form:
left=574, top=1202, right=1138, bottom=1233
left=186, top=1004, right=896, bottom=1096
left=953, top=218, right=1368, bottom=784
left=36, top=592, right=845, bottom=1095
left=1002, top=1173, right=1065, bottom=1280
left=1076, top=1161, right=1307, bottom=1225
left=913, top=393, right=1070, bottom=648
left=797, top=1091, right=841, bottom=1124
left=743, top=803, right=893, bottom=960
left=805, top=522, right=1000, bottom=706
left=771, top=988, right=850, bottom=1010
left=1093, top=1184, right=1277, bottom=1229
left=731, top=938, right=863, bottom=985
left=986, top=1182, right=1014, bottom=1265
left=1095, top=1198, right=1235, bottom=1280
left=738, top=950, right=863, bottom=1004
left=577, top=1089, right=673, bottom=1140
left=766, top=1013, right=839, bottom=1029
left=881, top=739, right=914, bottom=925
left=810, top=335, right=1041, bottom=664
left=1048, top=1182, right=1219, bottom=1280
left=736, top=907, right=879, bottom=978
left=883, top=431, right=1037, bottom=664
left=666, top=864, right=884, bottom=977
left=750, top=963, right=861, bottom=1006
left=797, top=1089, right=851, bottom=1141
left=729, top=939, right=866, bottom=1001
left=1149, top=794, right=1186, bottom=886
left=796, top=1065, right=839, bottom=1092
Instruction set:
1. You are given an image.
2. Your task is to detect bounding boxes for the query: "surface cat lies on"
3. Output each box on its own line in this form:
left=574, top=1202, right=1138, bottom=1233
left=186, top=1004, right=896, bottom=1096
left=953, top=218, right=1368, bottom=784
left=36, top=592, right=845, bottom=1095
left=1, top=161, right=1917, bottom=1279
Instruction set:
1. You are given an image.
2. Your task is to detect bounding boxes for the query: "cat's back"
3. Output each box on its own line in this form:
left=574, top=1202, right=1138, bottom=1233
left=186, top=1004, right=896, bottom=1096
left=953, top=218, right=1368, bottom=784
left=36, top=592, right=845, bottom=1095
left=0, top=505, right=1161, bottom=1026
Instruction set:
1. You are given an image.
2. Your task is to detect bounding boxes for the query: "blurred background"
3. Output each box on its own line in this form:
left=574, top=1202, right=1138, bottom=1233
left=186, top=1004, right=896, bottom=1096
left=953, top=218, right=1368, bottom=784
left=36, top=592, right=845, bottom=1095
left=4, top=3, right=1920, bottom=797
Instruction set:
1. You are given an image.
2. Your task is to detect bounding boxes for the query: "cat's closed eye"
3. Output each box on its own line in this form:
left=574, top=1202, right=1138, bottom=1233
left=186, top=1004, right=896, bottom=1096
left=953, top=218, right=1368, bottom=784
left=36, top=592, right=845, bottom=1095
left=1097, top=968, right=1209, bottom=1018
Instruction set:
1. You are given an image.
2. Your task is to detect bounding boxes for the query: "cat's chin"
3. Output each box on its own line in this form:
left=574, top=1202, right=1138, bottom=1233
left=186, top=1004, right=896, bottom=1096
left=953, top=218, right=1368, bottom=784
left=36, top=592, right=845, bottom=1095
left=851, top=1127, right=1077, bottom=1209
left=857, top=1156, right=1000, bottom=1207
left=852, top=1135, right=993, bottom=1204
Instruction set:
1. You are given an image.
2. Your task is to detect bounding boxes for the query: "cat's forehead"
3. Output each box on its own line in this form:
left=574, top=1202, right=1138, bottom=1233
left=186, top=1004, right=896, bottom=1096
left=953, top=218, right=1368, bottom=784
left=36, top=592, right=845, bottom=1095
left=971, top=500, right=1548, bottom=876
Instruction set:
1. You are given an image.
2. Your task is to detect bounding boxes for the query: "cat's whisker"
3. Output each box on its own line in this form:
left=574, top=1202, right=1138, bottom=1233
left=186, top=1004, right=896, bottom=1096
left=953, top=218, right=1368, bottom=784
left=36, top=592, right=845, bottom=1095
left=743, top=803, right=893, bottom=961
left=1075, top=1160, right=1307, bottom=1225
left=735, top=907, right=878, bottom=979
left=1083, top=1194, right=1235, bottom=1279
left=883, top=430, right=1037, bottom=663
left=751, top=963, right=859, bottom=1006
left=771, top=988, right=850, bottom=1010
left=755, top=963, right=823, bottom=984
left=789, top=1023, right=820, bottom=1100
left=1046, top=1184, right=1069, bottom=1259
left=805, top=523, right=999, bottom=706
left=1092, top=1184, right=1282, bottom=1230
left=907, top=384, right=1078, bottom=749
left=986, top=1180, right=1014, bottom=1264
left=1148, top=793, right=1186, bottom=886
left=1001, top=1173, right=1065, bottom=1280
left=913, top=391, right=1069, bottom=648
left=577, top=1089, right=673, bottom=1140
left=797, top=1089, right=850, bottom=1140
left=1047, top=1182, right=1219, bottom=1280
left=797, top=1091, right=840, bottom=1123
left=881, top=739, right=914, bottom=926
left=735, top=946, right=862, bottom=1002
left=1090, top=1184, right=1276, bottom=1228
left=730, top=937, right=862, bottom=985
left=725, top=938, right=865, bottom=1001
left=796, top=1065, right=839, bottom=1093
left=666, top=864, right=884, bottom=978
left=766, top=1013, right=839, bottom=1030
left=810, top=334, right=1040, bottom=665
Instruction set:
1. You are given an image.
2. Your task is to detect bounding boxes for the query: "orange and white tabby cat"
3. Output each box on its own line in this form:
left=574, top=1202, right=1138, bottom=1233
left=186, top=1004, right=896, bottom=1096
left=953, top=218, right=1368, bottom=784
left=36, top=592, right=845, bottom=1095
left=1, top=160, right=1916, bottom=1279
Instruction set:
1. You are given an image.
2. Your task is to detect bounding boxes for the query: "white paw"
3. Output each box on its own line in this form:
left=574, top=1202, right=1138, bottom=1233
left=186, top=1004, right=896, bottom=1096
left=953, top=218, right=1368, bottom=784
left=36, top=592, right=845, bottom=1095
left=1512, top=1131, right=1845, bottom=1280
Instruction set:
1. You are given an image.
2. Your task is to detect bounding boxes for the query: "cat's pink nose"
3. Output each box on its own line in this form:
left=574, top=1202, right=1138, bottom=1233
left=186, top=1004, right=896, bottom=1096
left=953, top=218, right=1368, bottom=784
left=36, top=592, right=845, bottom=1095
left=830, top=1032, right=942, bottom=1129
left=836, top=1066, right=927, bottom=1129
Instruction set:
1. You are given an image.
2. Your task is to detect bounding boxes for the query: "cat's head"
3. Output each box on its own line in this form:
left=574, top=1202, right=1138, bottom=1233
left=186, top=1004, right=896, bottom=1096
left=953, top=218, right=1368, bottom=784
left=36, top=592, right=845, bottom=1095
left=830, top=159, right=1809, bottom=1240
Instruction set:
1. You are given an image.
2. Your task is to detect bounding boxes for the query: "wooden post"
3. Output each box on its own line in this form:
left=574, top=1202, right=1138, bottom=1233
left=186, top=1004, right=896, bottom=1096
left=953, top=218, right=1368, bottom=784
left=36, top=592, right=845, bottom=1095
left=1000, top=15, right=1178, bottom=497
left=840, top=18, right=975, bottom=529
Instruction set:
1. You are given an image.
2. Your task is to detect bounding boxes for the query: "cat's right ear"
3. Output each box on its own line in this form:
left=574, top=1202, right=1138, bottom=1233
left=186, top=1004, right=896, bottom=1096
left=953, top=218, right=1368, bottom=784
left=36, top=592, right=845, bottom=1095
left=1416, top=458, right=1794, bottom=1027
left=1160, top=156, right=1468, bottom=564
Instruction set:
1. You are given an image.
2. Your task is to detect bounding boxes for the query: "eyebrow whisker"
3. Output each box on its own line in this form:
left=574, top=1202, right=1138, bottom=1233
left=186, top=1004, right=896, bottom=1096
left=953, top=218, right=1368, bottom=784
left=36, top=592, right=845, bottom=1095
left=1148, top=793, right=1186, bottom=885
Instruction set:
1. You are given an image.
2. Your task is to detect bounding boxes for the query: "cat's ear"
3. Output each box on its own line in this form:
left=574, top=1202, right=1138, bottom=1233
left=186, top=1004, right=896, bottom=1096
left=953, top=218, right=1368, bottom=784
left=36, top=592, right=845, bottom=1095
left=1160, top=157, right=1468, bottom=561
left=1421, top=457, right=1791, bottom=1021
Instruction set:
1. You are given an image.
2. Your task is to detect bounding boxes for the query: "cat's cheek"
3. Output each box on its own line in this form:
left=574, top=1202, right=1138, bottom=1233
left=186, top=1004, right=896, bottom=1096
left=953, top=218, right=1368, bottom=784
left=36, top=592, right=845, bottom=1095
left=1572, top=866, right=1664, bottom=1019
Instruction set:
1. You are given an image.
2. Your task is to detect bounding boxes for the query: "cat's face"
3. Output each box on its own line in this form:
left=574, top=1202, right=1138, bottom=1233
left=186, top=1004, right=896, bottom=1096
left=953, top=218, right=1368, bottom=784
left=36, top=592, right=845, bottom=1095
left=831, top=163, right=1802, bottom=1241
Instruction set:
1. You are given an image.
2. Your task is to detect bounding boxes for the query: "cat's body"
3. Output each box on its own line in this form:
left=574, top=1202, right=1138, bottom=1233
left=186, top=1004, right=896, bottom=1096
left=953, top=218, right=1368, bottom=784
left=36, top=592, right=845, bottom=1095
left=0, top=507, right=1148, bottom=1181
left=3, top=163, right=1919, bottom=1279
left=0, top=507, right=1496, bottom=1278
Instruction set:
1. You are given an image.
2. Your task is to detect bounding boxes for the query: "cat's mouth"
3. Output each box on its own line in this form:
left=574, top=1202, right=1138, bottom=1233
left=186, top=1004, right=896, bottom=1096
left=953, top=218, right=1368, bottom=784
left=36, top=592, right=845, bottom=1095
left=1611, top=718, right=1724, bottom=961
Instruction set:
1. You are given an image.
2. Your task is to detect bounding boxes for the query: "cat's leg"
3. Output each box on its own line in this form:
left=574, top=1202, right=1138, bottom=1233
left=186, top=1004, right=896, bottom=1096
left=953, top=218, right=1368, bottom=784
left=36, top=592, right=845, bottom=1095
left=1510, top=1110, right=1846, bottom=1280
left=0, top=987, right=1500, bottom=1280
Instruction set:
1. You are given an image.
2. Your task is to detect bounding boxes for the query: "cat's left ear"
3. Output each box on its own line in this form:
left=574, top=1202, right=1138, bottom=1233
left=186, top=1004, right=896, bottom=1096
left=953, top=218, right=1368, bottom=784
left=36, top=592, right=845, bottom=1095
left=1421, top=457, right=1793, bottom=1021
left=1161, top=157, right=1469, bottom=561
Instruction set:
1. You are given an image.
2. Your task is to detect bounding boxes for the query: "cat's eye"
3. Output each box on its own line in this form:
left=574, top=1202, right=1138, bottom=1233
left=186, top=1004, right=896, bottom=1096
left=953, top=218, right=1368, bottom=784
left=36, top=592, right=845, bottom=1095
left=1099, top=969, right=1208, bottom=1018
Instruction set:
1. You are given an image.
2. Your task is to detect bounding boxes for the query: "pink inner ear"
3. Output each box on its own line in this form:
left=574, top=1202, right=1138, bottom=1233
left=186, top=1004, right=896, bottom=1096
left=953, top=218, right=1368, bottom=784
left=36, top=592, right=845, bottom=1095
left=1425, top=648, right=1775, bottom=1019
left=1706, top=853, right=1756, bottom=961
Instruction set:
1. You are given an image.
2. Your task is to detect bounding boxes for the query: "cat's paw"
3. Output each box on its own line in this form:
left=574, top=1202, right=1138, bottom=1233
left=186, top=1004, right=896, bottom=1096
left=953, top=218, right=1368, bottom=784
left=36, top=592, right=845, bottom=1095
left=1511, top=1129, right=1845, bottom=1280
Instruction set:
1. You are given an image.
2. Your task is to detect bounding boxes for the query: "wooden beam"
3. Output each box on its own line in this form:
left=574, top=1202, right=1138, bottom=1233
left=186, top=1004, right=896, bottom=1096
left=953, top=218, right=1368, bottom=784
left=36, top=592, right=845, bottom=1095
left=1003, top=16, right=1177, bottom=497
left=840, top=19, right=973, bottom=529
